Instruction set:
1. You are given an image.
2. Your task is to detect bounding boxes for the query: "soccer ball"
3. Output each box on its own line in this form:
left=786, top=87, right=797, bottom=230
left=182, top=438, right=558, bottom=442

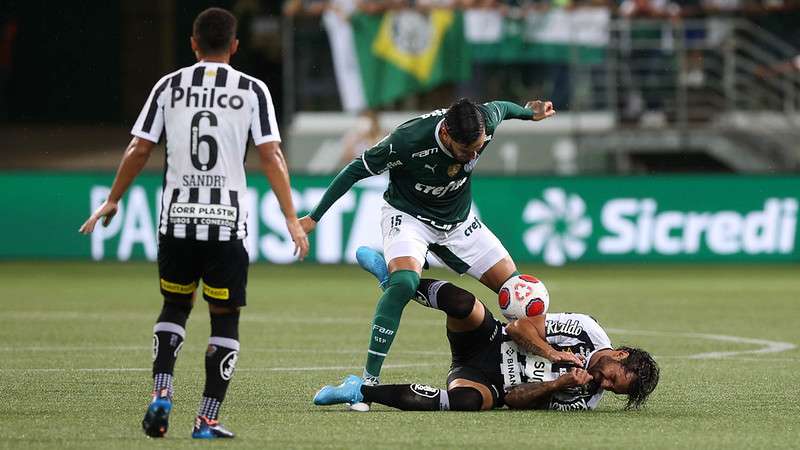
left=498, top=274, right=550, bottom=321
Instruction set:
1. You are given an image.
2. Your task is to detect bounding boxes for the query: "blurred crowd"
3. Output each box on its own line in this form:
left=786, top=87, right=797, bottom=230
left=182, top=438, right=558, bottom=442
left=284, top=0, right=800, bottom=18
left=283, top=0, right=800, bottom=119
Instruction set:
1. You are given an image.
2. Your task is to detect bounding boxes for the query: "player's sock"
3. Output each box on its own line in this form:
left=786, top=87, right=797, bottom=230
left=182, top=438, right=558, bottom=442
left=197, top=311, right=240, bottom=421
left=360, top=385, right=483, bottom=411
left=151, top=301, right=191, bottom=398
left=413, top=278, right=475, bottom=319
left=364, top=270, right=419, bottom=379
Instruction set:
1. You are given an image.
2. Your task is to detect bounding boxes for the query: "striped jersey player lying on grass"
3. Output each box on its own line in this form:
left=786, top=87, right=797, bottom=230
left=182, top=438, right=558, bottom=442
left=314, top=250, right=659, bottom=411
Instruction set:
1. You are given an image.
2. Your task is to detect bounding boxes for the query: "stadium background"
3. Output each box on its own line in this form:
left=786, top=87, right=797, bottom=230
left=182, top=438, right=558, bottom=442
left=1, top=1, right=799, bottom=449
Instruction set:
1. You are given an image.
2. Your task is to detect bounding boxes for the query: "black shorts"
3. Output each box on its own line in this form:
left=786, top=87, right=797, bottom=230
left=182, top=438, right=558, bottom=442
left=446, top=308, right=506, bottom=408
left=157, top=234, right=249, bottom=307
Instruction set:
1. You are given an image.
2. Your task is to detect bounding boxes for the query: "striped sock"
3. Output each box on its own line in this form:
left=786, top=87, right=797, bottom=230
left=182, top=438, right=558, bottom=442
left=152, top=373, right=174, bottom=399
left=197, top=396, right=221, bottom=420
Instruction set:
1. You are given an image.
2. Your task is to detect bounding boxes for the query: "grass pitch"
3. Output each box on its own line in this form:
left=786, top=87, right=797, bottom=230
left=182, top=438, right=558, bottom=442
left=0, top=262, right=798, bottom=449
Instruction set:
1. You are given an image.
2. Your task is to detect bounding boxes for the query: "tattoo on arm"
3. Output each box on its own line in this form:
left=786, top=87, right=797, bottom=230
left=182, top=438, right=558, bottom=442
left=505, top=381, right=559, bottom=410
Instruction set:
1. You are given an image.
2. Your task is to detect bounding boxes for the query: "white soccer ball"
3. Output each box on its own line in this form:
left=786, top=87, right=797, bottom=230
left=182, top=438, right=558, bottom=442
left=498, top=274, right=550, bottom=321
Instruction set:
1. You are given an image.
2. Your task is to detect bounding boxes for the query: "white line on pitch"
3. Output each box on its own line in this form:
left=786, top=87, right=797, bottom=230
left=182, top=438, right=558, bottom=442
left=0, top=363, right=443, bottom=373
left=608, top=328, right=797, bottom=359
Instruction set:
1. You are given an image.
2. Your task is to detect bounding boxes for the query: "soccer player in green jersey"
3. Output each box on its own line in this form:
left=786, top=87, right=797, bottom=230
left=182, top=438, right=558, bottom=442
left=299, top=98, right=580, bottom=409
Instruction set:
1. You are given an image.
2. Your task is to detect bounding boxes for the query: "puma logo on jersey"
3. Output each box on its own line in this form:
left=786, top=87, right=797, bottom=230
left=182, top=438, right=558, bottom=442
left=424, top=164, right=437, bottom=173
left=388, top=144, right=396, bottom=155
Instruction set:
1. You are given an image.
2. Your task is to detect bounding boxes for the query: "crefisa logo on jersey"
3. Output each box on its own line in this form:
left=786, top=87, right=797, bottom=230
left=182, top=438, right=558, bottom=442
left=171, top=87, right=244, bottom=110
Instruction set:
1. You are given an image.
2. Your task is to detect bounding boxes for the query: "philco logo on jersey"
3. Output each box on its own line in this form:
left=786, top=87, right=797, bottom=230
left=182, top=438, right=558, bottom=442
left=546, top=319, right=584, bottom=336
left=411, top=147, right=438, bottom=158
left=414, top=177, right=467, bottom=197
left=171, top=87, right=244, bottom=110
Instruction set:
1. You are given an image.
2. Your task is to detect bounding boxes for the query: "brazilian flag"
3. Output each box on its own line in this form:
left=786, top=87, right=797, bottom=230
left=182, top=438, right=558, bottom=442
left=350, top=10, right=471, bottom=108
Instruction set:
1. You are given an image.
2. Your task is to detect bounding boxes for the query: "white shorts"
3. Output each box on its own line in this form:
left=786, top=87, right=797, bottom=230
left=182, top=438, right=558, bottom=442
left=381, top=202, right=510, bottom=279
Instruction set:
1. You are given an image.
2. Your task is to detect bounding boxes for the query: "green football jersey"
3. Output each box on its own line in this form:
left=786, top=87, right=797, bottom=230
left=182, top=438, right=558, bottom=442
left=360, top=101, right=532, bottom=229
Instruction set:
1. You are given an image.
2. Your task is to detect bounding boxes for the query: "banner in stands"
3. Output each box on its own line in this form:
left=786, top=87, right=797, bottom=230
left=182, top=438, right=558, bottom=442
left=1, top=173, right=797, bottom=265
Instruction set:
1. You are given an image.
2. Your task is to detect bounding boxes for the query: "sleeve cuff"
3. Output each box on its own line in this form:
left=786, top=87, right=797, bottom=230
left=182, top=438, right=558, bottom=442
left=253, top=135, right=282, bottom=146
left=131, top=130, right=160, bottom=144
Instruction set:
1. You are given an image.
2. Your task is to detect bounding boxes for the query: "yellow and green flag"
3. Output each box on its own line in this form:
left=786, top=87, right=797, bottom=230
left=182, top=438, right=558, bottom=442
left=350, top=10, right=470, bottom=108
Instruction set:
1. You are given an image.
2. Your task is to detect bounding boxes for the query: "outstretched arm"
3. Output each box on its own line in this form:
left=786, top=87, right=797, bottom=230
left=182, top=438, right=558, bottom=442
left=299, top=157, right=373, bottom=234
left=485, top=100, right=556, bottom=122
left=300, top=133, right=399, bottom=234
left=259, top=141, right=309, bottom=260
left=505, top=368, right=593, bottom=410
left=79, top=137, right=155, bottom=234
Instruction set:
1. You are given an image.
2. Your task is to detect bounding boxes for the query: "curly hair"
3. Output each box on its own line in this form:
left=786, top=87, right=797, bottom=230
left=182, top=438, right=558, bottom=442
left=444, top=98, right=485, bottom=145
left=618, top=346, right=660, bottom=410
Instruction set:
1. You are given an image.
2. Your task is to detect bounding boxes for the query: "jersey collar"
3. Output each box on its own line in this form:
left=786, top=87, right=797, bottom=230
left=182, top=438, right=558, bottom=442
left=434, top=119, right=454, bottom=159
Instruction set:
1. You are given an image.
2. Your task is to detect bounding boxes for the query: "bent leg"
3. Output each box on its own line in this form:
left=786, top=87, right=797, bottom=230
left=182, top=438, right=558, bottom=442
left=414, top=278, right=487, bottom=333
left=478, top=256, right=519, bottom=293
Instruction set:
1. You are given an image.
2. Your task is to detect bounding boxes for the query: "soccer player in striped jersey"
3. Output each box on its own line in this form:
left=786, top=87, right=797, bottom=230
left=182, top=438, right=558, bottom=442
left=79, top=7, right=308, bottom=439
left=314, top=277, right=660, bottom=412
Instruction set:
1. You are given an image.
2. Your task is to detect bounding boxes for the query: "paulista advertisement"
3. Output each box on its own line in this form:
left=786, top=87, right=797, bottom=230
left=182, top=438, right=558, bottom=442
left=1, top=172, right=797, bottom=265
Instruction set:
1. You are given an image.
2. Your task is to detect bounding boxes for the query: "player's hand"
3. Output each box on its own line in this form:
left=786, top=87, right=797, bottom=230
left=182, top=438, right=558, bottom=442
left=78, top=200, right=119, bottom=234
left=299, top=215, right=317, bottom=234
left=557, top=368, right=594, bottom=388
left=286, top=217, right=310, bottom=261
left=525, top=100, right=555, bottom=121
left=549, top=350, right=585, bottom=367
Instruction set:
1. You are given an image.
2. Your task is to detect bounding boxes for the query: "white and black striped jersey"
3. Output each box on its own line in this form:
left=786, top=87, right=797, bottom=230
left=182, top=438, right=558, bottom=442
left=131, top=61, right=280, bottom=241
left=500, top=313, right=612, bottom=410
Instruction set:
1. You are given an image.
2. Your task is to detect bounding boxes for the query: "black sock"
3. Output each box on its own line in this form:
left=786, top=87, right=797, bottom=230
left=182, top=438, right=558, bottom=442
left=414, top=279, right=476, bottom=319
left=361, top=384, right=445, bottom=411
left=360, top=384, right=484, bottom=411
left=151, top=301, right=191, bottom=398
left=198, top=311, right=240, bottom=420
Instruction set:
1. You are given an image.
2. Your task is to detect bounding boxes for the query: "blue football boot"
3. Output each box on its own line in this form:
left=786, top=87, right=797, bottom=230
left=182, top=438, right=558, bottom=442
left=191, top=416, right=235, bottom=439
left=356, top=246, right=389, bottom=289
left=313, top=375, right=365, bottom=406
left=142, top=392, right=172, bottom=438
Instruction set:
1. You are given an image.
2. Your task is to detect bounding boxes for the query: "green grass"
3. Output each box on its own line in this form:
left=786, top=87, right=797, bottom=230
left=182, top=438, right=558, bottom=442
left=0, top=262, right=798, bottom=449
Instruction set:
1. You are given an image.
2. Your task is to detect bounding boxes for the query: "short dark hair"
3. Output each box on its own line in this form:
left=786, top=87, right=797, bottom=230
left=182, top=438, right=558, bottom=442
left=444, top=98, right=485, bottom=145
left=193, top=8, right=237, bottom=55
left=618, top=346, right=660, bottom=410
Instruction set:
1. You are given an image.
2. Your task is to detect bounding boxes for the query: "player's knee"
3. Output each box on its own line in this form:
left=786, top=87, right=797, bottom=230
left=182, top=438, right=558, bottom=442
left=387, top=270, right=420, bottom=300
left=208, top=303, right=240, bottom=315
left=210, top=309, right=240, bottom=340
left=435, top=282, right=475, bottom=319
left=158, top=298, right=193, bottom=326
left=447, top=387, right=485, bottom=411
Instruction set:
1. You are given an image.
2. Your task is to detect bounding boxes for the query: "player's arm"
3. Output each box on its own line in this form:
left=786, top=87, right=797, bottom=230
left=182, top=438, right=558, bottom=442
left=79, top=137, right=156, bottom=234
left=485, top=100, right=555, bottom=122
left=300, top=134, right=398, bottom=234
left=505, top=316, right=584, bottom=366
left=258, top=141, right=309, bottom=260
left=505, top=368, right=593, bottom=410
